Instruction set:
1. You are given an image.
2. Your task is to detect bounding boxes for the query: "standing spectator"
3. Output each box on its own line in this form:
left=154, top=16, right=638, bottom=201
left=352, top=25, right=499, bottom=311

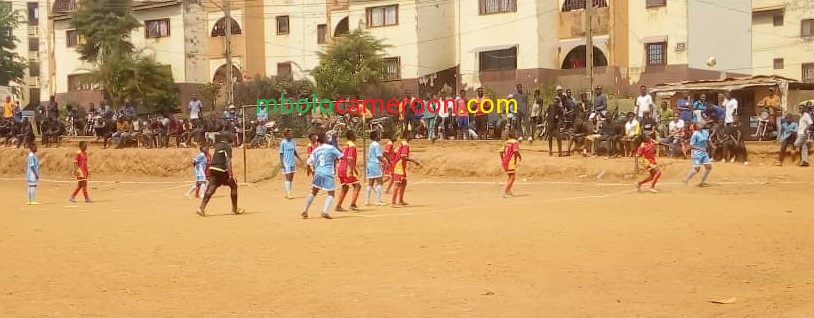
left=776, top=113, right=797, bottom=166
left=512, top=83, right=529, bottom=138
left=455, top=90, right=469, bottom=139
left=121, top=100, right=135, bottom=120
left=693, top=94, right=707, bottom=124
left=46, top=96, right=59, bottom=121
left=657, top=101, right=673, bottom=138
left=402, top=90, right=417, bottom=134
left=529, top=89, right=543, bottom=141
left=545, top=96, right=564, bottom=156
left=473, top=87, right=489, bottom=139
left=437, top=92, right=451, bottom=139
left=188, top=94, right=203, bottom=126
left=3, top=95, right=13, bottom=121
left=634, top=86, right=654, bottom=121
left=676, top=92, right=693, bottom=124
left=592, top=86, right=607, bottom=115
left=723, top=91, right=738, bottom=126
left=792, top=105, right=813, bottom=167
left=423, top=93, right=438, bottom=141
left=622, top=112, right=641, bottom=156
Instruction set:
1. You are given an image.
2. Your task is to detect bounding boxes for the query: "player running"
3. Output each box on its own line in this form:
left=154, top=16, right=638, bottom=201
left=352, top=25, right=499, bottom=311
left=69, top=141, right=92, bottom=203
left=197, top=136, right=244, bottom=216
left=383, top=134, right=397, bottom=194
left=280, top=128, right=305, bottom=199
left=186, top=146, right=210, bottom=199
left=500, top=132, right=522, bottom=198
left=391, top=131, right=420, bottom=208
left=634, top=132, right=661, bottom=193
left=26, top=143, right=40, bottom=205
left=365, top=130, right=389, bottom=206
left=306, top=132, right=319, bottom=178
left=335, top=130, right=361, bottom=211
left=683, top=123, right=713, bottom=187
left=302, top=132, right=344, bottom=219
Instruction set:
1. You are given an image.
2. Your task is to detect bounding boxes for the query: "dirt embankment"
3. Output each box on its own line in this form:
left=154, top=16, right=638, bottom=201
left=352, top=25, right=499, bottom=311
left=0, top=140, right=809, bottom=183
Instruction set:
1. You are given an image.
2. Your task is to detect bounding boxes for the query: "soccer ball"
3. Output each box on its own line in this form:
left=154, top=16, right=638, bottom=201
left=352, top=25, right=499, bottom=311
left=706, top=57, right=717, bottom=67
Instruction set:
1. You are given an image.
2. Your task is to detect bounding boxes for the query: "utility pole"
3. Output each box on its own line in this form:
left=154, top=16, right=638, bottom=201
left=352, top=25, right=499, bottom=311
left=224, top=0, right=233, bottom=108
left=585, top=0, right=594, bottom=99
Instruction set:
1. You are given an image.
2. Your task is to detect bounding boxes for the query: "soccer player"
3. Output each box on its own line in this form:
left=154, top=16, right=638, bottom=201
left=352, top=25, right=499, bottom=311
left=186, top=146, right=209, bottom=199
left=302, top=132, right=344, bottom=219
left=383, top=134, right=397, bottom=194
left=365, top=130, right=388, bottom=206
left=634, top=133, right=661, bottom=193
left=335, top=130, right=362, bottom=211
left=683, top=123, right=713, bottom=187
left=69, top=141, right=92, bottom=203
left=500, top=132, right=521, bottom=198
left=306, top=133, right=319, bottom=177
left=279, top=128, right=305, bottom=199
left=391, top=131, right=421, bottom=208
left=26, top=143, right=40, bottom=205
left=197, top=136, right=244, bottom=216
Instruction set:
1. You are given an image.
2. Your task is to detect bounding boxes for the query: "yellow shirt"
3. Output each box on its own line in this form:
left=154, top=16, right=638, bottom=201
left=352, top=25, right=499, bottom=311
left=3, top=101, right=13, bottom=118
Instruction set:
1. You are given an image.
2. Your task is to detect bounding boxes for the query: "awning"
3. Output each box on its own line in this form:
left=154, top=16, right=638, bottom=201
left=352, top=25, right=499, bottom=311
left=468, top=44, right=517, bottom=53
left=640, top=35, right=667, bottom=44
left=752, top=4, right=785, bottom=13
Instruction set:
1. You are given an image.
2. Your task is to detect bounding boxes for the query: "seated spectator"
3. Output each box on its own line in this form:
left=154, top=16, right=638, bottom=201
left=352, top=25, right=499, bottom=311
left=113, top=117, right=131, bottom=149
left=661, top=114, right=685, bottom=157
left=593, top=116, right=617, bottom=158
left=567, top=115, right=591, bottom=157
left=16, top=118, right=34, bottom=149
left=622, top=112, right=640, bottom=157
left=727, top=120, right=748, bottom=165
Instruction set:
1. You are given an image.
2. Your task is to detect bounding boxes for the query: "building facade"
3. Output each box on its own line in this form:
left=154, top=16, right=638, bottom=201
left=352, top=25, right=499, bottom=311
left=2, top=0, right=42, bottom=106
left=752, top=0, right=814, bottom=83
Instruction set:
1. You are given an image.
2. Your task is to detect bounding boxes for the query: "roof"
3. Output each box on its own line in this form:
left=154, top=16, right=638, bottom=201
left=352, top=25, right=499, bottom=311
left=650, top=75, right=814, bottom=93
left=752, top=4, right=785, bottom=13
left=51, top=0, right=182, bottom=21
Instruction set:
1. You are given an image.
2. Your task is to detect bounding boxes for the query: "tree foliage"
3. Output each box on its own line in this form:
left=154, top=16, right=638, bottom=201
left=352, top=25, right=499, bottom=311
left=311, top=29, right=389, bottom=99
left=0, top=4, right=28, bottom=96
left=199, top=82, right=222, bottom=110
left=233, top=75, right=315, bottom=108
left=70, top=0, right=139, bottom=63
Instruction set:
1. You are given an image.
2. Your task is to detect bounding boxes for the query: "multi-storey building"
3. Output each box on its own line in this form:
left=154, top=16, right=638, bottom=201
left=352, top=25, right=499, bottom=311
left=751, top=0, right=814, bottom=83
left=1, top=1, right=42, bottom=106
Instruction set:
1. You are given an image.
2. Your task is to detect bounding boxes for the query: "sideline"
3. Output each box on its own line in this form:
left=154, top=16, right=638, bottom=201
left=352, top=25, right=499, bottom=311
left=0, top=177, right=251, bottom=186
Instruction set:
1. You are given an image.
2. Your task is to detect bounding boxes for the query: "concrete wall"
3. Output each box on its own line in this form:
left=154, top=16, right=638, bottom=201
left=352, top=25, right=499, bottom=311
left=7, top=0, right=35, bottom=105
left=263, top=0, right=326, bottom=79
left=415, top=0, right=456, bottom=78
left=182, top=0, right=209, bottom=84
left=625, top=0, right=689, bottom=84
left=687, top=0, right=752, bottom=72
left=752, top=0, right=814, bottom=80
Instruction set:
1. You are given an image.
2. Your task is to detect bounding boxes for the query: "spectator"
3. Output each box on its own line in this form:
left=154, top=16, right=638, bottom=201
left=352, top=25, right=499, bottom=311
left=592, top=86, right=607, bottom=114
left=189, top=94, right=203, bottom=126
left=593, top=115, right=617, bottom=158
left=46, top=96, right=59, bottom=121
left=693, top=94, right=707, bottom=124
left=657, top=101, right=673, bottom=138
left=113, top=117, right=131, bottom=149
left=473, top=87, right=489, bottom=139
left=622, top=112, right=640, bottom=156
left=776, top=113, right=797, bottom=166
left=676, top=92, right=693, bottom=123
left=634, top=85, right=654, bottom=121
left=792, top=105, right=813, bottom=167
left=121, top=100, right=135, bottom=120
left=12, top=102, right=22, bottom=123
left=662, top=114, right=686, bottom=157
left=723, top=91, right=738, bottom=126
left=3, top=95, right=13, bottom=121
left=513, top=83, right=529, bottom=138
left=757, top=87, right=782, bottom=141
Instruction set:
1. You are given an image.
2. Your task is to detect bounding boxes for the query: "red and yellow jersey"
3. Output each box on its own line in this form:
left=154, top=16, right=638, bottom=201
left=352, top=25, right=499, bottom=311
left=636, top=139, right=657, bottom=166
left=338, top=141, right=357, bottom=176
left=501, top=139, right=520, bottom=171
left=392, top=141, right=410, bottom=176
left=306, top=142, right=318, bottom=155
left=74, top=151, right=89, bottom=179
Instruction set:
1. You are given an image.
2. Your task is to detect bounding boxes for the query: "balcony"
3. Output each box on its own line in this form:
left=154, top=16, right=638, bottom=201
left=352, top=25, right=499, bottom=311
left=558, top=7, right=609, bottom=39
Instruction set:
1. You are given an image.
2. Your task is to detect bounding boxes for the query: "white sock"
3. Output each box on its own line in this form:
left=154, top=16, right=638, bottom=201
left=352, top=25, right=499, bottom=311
left=323, top=195, right=334, bottom=215
left=284, top=181, right=292, bottom=194
left=375, top=184, right=383, bottom=202
left=304, top=193, right=315, bottom=212
left=365, top=185, right=373, bottom=203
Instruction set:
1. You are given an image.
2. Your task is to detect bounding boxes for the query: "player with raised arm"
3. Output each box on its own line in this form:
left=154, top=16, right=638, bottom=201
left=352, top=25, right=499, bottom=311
left=302, top=132, right=344, bottom=219
left=500, top=132, right=522, bottom=198
left=69, top=141, right=92, bottom=203
left=365, top=130, right=389, bottom=206
left=280, top=128, right=305, bottom=199
left=391, top=131, right=421, bottom=208
left=197, top=136, right=244, bottom=216
left=335, top=130, right=361, bottom=211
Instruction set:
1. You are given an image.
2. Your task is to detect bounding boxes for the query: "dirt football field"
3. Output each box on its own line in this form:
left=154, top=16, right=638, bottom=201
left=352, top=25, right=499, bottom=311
left=1, top=140, right=814, bottom=317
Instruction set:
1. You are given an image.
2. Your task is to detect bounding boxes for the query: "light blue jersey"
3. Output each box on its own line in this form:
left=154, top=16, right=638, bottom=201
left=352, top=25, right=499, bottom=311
left=26, top=152, right=39, bottom=185
left=280, top=138, right=297, bottom=173
left=308, top=144, right=343, bottom=177
left=193, top=152, right=207, bottom=182
left=366, top=141, right=384, bottom=179
left=690, top=129, right=709, bottom=155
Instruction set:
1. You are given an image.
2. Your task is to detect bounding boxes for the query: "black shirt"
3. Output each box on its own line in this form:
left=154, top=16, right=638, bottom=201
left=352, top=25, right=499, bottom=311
left=545, top=102, right=562, bottom=124
left=210, top=142, right=232, bottom=171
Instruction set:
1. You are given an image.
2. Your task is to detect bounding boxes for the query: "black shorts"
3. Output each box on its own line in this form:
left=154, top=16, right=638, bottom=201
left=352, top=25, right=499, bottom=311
left=208, top=169, right=237, bottom=188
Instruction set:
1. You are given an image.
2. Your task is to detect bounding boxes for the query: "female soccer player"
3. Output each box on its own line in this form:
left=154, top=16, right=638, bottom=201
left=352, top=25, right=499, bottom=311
left=634, top=132, right=661, bottom=193
left=500, top=132, right=521, bottom=198
left=186, top=145, right=209, bottom=198
left=302, top=132, right=344, bottom=219
left=26, top=143, right=40, bottom=205
left=280, top=128, right=305, bottom=199
left=69, top=141, right=92, bottom=203
left=391, top=131, right=421, bottom=208
left=365, top=130, right=388, bottom=206
left=335, top=130, right=361, bottom=211
left=383, top=134, right=397, bottom=194
left=683, top=123, right=713, bottom=187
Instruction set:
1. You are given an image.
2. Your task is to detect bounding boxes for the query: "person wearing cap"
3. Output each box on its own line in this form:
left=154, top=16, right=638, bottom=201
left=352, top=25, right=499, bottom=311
left=792, top=105, right=813, bottom=167
left=757, top=87, right=782, bottom=141
left=593, top=86, right=607, bottom=114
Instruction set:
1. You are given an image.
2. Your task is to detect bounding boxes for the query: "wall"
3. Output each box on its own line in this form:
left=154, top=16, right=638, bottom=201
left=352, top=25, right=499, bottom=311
left=7, top=0, right=34, bottom=105
left=133, top=5, right=187, bottom=82
left=625, top=0, right=689, bottom=84
left=263, top=0, right=327, bottom=79
left=751, top=0, right=814, bottom=80
left=348, top=0, right=419, bottom=80
left=182, top=0, right=209, bottom=84
left=415, top=0, right=456, bottom=78
left=687, top=0, right=752, bottom=73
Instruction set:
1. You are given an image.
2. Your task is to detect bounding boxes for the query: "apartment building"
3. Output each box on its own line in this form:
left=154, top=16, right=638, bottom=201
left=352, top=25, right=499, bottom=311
left=203, top=0, right=266, bottom=86
left=48, top=0, right=208, bottom=105
left=1, top=1, right=41, bottom=106
left=751, top=0, right=814, bottom=83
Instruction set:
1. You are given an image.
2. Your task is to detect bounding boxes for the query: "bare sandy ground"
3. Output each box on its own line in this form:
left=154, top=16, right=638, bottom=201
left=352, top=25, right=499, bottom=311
left=1, top=141, right=814, bottom=317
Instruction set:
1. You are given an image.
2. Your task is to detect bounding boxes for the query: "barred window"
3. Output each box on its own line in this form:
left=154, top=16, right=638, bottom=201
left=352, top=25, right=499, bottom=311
left=561, top=0, right=608, bottom=12
left=646, top=42, right=667, bottom=66
left=803, top=64, right=814, bottom=83
left=382, top=57, right=400, bottom=81
left=480, top=0, right=516, bottom=15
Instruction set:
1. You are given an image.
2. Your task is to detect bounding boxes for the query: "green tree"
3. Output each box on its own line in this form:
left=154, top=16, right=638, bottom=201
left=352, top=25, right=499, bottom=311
left=311, top=29, right=389, bottom=99
left=199, top=82, right=222, bottom=110
left=0, top=3, right=28, bottom=96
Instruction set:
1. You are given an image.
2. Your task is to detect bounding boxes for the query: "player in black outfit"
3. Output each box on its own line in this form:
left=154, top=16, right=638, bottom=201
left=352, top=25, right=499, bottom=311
left=196, top=135, right=244, bottom=216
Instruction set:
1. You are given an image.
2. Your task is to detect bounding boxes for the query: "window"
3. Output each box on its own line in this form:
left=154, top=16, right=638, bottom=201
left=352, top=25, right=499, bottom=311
left=773, top=15, right=784, bottom=26
left=803, top=64, right=814, bottom=83
left=479, top=47, right=517, bottom=72
left=802, top=19, right=814, bottom=37
left=645, top=42, right=667, bottom=66
left=382, top=57, right=400, bottom=81
left=145, top=19, right=170, bottom=38
left=276, top=16, right=289, bottom=34
left=66, top=30, right=81, bottom=47
left=773, top=58, right=784, bottom=70
left=277, top=62, right=292, bottom=78
left=29, top=62, right=39, bottom=77
left=210, top=17, right=241, bottom=37
left=561, top=0, right=607, bottom=12
left=646, top=0, right=666, bottom=8
left=366, top=5, right=398, bottom=27
left=317, top=24, right=328, bottom=44
left=28, top=37, right=38, bottom=51
left=27, top=2, right=38, bottom=26
left=481, top=0, right=516, bottom=14
left=67, top=74, right=95, bottom=91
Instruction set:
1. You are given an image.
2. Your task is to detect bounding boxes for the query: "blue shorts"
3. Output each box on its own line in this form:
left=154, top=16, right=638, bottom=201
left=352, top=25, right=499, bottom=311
left=282, top=163, right=296, bottom=174
left=691, top=152, right=711, bottom=167
left=366, top=163, right=383, bottom=179
left=457, top=117, right=469, bottom=127
left=312, top=173, right=336, bottom=191
left=195, top=175, right=206, bottom=182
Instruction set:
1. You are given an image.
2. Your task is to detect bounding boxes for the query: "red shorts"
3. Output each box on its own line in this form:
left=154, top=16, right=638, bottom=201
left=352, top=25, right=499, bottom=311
left=392, top=173, right=406, bottom=183
left=338, top=171, right=360, bottom=185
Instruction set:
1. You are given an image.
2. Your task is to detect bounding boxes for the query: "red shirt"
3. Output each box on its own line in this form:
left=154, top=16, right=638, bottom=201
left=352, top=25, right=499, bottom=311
left=338, top=141, right=357, bottom=176
left=393, top=141, right=410, bottom=176
left=306, top=142, right=318, bottom=155
left=474, top=96, right=489, bottom=116
left=74, top=151, right=89, bottom=177
left=204, top=153, right=212, bottom=177
left=501, top=139, right=520, bottom=170
left=636, top=139, right=657, bottom=165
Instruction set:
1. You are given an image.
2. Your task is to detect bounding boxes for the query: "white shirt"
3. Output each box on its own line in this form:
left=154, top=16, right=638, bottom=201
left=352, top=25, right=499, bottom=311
left=798, top=112, right=812, bottom=135
left=189, top=99, right=202, bottom=119
left=438, top=99, right=450, bottom=118
left=669, top=119, right=685, bottom=136
left=635, top=94, right=653, bottom=118
left=723, top=98, right=738, bottom=123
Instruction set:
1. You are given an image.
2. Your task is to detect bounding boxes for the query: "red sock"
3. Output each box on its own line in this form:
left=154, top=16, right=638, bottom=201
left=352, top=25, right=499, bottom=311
left=194, top=184, right=201, bottom=197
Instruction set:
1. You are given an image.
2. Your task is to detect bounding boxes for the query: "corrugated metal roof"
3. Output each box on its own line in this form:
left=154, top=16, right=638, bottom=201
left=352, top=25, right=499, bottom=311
left=650, top=75, right=808, bottom=93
